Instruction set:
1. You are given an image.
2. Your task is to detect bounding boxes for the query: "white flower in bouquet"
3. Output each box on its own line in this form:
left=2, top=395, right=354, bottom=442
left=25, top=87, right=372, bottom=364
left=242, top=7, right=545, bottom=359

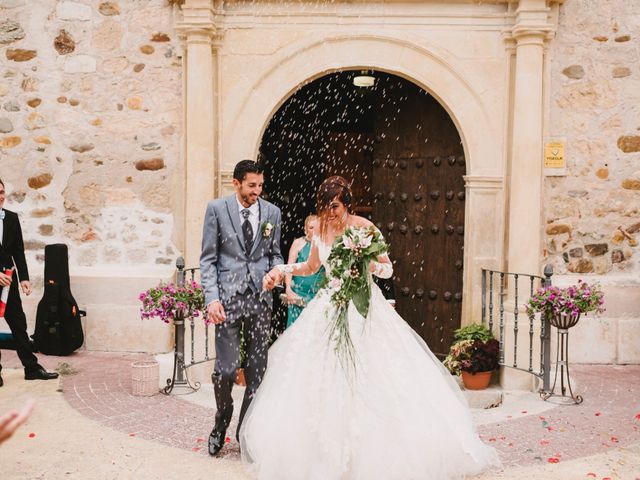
left=358, top=234, right=372, bottom=249
left=343, top=236, right=356, bottom=251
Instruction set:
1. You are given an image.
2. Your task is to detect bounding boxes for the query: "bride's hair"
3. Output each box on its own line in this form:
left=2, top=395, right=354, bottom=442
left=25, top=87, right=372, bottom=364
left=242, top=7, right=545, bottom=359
left=316, top=176, right=354, bottom=238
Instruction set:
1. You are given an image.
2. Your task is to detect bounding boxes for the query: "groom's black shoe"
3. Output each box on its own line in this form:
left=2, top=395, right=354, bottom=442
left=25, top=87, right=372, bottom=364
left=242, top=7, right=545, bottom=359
left=25, top=367, right=59, bottom=380
left=208, top=428, right=226, bottom=456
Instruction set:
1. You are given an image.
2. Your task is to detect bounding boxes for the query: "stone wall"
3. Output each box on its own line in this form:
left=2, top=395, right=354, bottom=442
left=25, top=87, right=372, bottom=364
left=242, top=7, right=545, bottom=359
left=0, top=0, right=182, bottom=282
left=547, top=0, right=640, bottom=277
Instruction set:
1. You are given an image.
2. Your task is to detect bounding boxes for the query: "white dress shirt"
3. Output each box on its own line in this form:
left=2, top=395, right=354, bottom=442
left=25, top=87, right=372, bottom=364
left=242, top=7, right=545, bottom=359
left=236, top=196, right=259, bottom=241
left=0, top=209, right=4, bottom=246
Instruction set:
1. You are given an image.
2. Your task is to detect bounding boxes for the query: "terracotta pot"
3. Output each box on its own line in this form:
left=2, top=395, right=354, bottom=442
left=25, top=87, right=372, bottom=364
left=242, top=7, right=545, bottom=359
left=461, top=370, right=493, bottom=390
left=235, top=368, right=246, bottom=386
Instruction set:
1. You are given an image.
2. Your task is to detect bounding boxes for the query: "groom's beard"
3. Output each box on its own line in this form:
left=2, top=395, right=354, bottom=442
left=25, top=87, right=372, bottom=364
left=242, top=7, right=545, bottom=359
left=240, top=193, right=259, bottom=206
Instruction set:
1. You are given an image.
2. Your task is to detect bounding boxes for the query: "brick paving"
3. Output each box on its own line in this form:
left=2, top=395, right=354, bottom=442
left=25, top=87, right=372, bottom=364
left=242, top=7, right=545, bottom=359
left=478, top=365, right=640, bottom=468
left=3, top=350, right=640, bottom=467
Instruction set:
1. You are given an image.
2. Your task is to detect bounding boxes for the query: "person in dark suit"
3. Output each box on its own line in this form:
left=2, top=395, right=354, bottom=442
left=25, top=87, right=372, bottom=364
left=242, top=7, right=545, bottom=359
left=0, top=178, right=58, bottom=387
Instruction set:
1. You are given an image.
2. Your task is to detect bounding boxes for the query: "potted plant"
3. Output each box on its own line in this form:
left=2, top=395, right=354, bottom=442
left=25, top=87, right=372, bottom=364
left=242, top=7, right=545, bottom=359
left=139, top=281, right=247, bottom=386
left=444, top=323, right=500, bottom=390
left=139, top=280, right=205, bottom=324
left=526, top=280, right=605, bottom=328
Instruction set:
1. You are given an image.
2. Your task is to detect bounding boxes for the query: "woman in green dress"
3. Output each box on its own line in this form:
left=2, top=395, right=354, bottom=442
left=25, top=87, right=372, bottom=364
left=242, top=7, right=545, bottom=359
left=285, top=215, right=324, bottom=327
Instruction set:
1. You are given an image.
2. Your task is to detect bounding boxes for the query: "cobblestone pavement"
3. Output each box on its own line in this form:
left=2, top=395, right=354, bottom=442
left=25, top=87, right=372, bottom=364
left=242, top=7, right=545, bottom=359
left=2, top=351, right=640, bottom=477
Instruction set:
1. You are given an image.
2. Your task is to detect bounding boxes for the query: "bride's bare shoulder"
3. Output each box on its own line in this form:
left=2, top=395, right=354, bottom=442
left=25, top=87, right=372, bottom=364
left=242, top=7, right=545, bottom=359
left=350, top=216, right=374, bottom=228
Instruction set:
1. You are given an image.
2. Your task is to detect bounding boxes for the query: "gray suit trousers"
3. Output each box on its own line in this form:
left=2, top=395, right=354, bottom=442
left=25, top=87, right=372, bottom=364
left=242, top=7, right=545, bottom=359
left=212, top=289, right=271, bottom=436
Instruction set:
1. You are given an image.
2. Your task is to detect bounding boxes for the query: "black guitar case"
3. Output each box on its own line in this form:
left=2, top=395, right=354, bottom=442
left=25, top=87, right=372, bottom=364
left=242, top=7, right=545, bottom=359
left=33, top=244, right=85, bottom=355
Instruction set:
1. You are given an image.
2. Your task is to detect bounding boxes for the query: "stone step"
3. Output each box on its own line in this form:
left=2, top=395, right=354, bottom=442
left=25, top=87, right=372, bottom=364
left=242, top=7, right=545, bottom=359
left=463, top=386, right=504, bottom=409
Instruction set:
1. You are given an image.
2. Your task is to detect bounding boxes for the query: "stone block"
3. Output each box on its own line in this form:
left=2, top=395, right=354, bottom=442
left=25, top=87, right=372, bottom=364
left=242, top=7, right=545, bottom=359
left=83, top=305, right=173, bottom=353
left=0, top=20, right=25, bottom=45
left=561, top=315, right=617, bottom=364
left=618, top=318, right=640, bottom=363
left=64, top=55, right=97, bottom=73
left=463, top=386, right=503, bottom=409
left=57, top=1, right=92, bottom=21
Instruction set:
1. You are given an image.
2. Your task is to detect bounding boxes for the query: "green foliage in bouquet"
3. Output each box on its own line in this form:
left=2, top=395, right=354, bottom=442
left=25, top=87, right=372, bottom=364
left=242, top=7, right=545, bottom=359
left=323, top=226, right=388, bottom=371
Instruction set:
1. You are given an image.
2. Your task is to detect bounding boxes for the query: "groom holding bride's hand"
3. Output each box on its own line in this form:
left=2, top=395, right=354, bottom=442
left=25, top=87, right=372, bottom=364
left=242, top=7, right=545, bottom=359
left=200, top=160, right=283, bottom=456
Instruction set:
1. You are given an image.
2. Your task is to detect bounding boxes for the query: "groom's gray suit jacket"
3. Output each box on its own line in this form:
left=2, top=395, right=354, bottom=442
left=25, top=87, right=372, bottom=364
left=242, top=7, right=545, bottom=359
left=200, top=195, right=284, bottom=308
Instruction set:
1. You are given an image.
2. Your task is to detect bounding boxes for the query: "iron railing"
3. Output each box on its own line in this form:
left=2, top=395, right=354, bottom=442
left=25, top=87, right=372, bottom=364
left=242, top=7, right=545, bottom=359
left=481, top=265, right=553, bottom=394
left=163, top=258, right=214, bottom=394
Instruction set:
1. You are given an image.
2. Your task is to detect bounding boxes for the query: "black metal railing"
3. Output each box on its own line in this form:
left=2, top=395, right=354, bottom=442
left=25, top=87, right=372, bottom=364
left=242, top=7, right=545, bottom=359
left=481, top=265, right=553, bottom=394
left=163, top=257, right=214, bottom=394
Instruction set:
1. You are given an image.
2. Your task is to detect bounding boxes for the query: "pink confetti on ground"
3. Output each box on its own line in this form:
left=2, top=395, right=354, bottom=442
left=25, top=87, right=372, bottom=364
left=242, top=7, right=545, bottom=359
left=595, top=412, right=602, bottom=417
left=28, top=433, right=35, bottom=438
left=586, top=474, right=596, bottom=478
left=129, top=433, right=136, bottom=437
left=192, top=447, right=200, bottom=452
left=539, top=439, right=550, bottom=446
left=547, top=457, right=560, bottom=463
left=225, top=436, right=231, bottom=443
left=196, top=438, right=205, bottom=443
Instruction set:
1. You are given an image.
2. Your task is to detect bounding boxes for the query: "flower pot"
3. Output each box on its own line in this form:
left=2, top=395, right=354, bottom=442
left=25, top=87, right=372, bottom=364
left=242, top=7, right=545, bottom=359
left=461, top=370, right=493, bottom=390
left=235, top=367, right=246, bottom=386
left=550, top=312, right=581, bottom=330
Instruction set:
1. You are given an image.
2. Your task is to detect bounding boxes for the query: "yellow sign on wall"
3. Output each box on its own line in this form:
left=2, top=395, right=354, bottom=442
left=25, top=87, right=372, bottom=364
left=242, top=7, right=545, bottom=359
left=544, top=142, right=565, bottom=168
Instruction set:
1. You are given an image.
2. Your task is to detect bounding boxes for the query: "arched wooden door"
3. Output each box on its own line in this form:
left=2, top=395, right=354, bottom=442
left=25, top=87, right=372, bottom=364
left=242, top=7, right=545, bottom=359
left=261, top=72, right=465, bottom=354
left=371, top=84, right=465, bottom=358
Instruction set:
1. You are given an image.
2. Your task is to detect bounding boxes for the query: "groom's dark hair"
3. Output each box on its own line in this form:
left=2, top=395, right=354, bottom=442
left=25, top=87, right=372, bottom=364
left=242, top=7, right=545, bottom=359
left=234, top=160, right=264, bottom=182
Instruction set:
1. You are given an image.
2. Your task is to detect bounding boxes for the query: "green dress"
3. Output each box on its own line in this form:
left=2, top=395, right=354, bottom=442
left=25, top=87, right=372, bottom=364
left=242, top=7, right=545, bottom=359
left=287, top=239, right=324, bottom=328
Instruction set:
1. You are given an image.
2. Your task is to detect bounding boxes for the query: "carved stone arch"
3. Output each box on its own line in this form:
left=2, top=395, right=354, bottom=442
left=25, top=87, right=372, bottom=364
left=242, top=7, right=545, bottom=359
left=224, top=34, right=500, bottom=178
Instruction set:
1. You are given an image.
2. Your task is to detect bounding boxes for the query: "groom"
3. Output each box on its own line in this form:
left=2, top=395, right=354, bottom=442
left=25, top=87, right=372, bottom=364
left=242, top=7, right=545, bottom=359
left=200, top=160, right=283, bottom=456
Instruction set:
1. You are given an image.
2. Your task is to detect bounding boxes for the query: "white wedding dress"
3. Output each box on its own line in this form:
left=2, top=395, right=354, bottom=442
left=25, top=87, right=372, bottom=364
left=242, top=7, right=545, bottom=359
left=240, top=238, right=500, bottom=480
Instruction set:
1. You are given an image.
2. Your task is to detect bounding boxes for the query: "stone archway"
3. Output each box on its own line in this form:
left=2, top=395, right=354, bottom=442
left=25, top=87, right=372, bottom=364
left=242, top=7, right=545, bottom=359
left=220, top=35, right=505, bottom=326
left=259, top=70, right=468, bottom=354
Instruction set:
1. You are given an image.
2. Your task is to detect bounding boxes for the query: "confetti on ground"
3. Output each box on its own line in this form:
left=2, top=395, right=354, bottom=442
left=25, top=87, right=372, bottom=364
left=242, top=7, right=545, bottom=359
left=28, top=433, right=35, bottom=438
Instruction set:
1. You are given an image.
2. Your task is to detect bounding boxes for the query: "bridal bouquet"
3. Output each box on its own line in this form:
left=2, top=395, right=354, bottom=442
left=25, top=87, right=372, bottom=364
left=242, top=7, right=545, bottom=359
left=324, top=226, right=388, bottom=370
left=139, top=280, right=204, bottom=323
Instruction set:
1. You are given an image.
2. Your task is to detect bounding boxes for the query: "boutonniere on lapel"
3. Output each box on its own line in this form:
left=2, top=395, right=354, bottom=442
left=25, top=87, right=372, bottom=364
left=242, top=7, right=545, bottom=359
left=261, top=221, right=275, bottom=238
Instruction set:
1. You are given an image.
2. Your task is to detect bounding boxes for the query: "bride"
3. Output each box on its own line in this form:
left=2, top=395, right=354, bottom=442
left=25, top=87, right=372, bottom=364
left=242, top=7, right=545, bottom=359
left=240, top=176, right=500, bottom=480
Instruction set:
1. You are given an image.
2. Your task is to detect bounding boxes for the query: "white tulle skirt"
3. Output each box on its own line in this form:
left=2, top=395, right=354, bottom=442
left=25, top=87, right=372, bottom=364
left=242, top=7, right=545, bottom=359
left=240, top=285, right=501, bottom=480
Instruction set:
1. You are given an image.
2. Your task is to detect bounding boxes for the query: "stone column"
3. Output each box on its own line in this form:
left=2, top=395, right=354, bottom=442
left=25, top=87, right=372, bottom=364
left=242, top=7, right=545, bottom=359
left=507, top=0, right=553, bottom=277
left=176, top=1, right=220, bottom=268
left=502, top=0, right=556, bottom=390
